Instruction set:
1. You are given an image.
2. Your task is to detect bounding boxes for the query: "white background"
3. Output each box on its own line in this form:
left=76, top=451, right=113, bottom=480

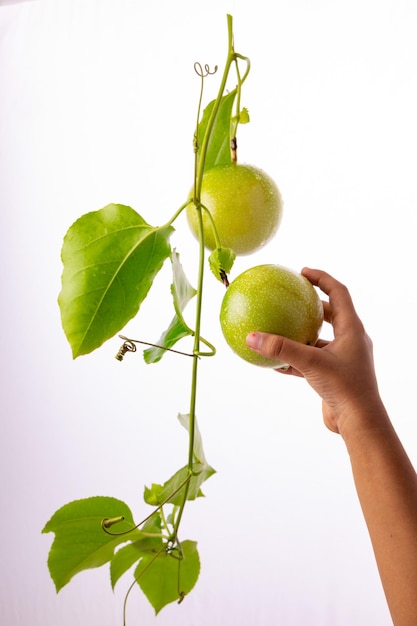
left=1, top=1, right=417, bottom=625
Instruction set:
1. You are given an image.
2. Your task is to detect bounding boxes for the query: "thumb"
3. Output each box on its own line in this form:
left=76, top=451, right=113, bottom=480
left=246, top=332, right=314, bottom=372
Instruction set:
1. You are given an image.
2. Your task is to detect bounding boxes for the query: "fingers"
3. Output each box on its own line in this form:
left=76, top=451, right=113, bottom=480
left=274, top=365, right=304, bottom=377
left=322, top=301, right=332, bottom=323
left=246, top=332, right=321, bottom=376
left=302, top=268, right=362, bottom=335
left=315, top=338, right=330, bottom=349
left=301, top=268, right=349, bottom=302
left=245, top=268, right=362, bottom=377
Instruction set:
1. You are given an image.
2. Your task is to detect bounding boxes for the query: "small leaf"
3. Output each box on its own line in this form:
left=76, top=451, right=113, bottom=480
left=144, top=463, right=215, bottom=508
left=59, top=203, right=173, bottom=358
left=143, top=483, right=164, bottom=506
left=135, top=540, right=200, bottom=614
left=237, top=107, right=250, bottom=124
left=197, top=90, right=237, bottom=172
left=208, top=247, right=236, bottom=284
left=143, top=251, right=196, bottom=364
left=143, top=319, right=191, bottom=364
left=171, top=249, right=197, bottom=316
left=42, top=497, right=141, bottom=591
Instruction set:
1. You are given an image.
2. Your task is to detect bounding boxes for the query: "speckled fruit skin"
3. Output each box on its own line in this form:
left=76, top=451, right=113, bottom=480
left=220, top=264, right=324, bottom=368
left=186, top=163, right=283, bottom=255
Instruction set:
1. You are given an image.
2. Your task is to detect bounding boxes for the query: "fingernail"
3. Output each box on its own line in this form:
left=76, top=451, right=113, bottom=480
left=246, top=332, right=262, bottom=350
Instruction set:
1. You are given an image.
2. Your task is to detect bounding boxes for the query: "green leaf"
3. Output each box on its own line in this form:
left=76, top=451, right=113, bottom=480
left=143, top=250, right=196, bottom=364
left=236, top=106, right=250, bottom=124
left=59, top=203, right=173, bottom=358
left=144, top=411, right=215, bottom=506
left=144, top=463, right=215, bottom=508
left=143, top=319, right=191, bottom=364
left=111, top=542, right=151, bottom=589
left=135, top=540, right=200, bottom=614
left=177, top=413, right=207, bottom=466
left=144, top=483, right=165, bottom=506
left=208, top=247, right=236, bottom=285
left=197, top=90, right=237, bottom=172
left=171, top=249, right=197, bottom=316
left=42, top=496, right=141, bottom=591
left=110, top=513, right=163, bottom=589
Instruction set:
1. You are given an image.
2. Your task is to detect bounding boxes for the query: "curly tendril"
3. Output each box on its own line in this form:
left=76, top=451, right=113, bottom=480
left=114, top=338, right=137, bottom=361
left=115, top=335, right=196, bottom=361
left=101, top=473, right=196, bottom=537
left=193, top=61, right=218, bottom=78
left=192, top=62, right=218, bottom=156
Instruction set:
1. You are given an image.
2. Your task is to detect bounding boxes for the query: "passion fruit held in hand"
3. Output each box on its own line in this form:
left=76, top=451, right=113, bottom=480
left=186, top=163, right=283, bottom=255
left=220, top=264, right=324, bottom=368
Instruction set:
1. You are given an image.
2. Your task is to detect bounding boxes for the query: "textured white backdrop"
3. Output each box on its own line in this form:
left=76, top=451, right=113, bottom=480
left=1, top=1, right=417, bottom=625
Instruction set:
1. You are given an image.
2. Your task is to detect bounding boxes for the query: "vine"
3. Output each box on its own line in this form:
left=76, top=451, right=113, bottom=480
left=42, top=13, right=259, bottom=619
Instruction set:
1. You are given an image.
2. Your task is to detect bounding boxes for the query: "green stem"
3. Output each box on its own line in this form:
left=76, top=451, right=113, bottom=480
left=159, top=506, right=171, bottom=536
left=198, top=203, right=223, bottom=249
left=231, top=57, right=245, bottom=141
left=159, top=199, right=193, bottom=230
left=173, top=15, right=236, bottom=539
left=172, top=213, right=204, bottom=536
left=197, top=334, right=216, bottom=357
left=170, top=14, right=250, bottom=549
left=195, top=14, right=235, bottom=199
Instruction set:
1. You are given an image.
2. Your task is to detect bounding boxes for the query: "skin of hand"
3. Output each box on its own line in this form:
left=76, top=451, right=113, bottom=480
left=245, top=267, right=384, bottom=437
left=246, top=267, right=417, bottom=626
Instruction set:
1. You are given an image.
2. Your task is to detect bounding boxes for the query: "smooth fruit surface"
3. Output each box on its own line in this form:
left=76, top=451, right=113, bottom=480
left=186, top=163, right=283, bottom=255
left=220, top=264, right=324, bottom=368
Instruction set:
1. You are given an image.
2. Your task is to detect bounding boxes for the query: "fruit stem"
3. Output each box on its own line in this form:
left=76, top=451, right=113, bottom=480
left=197, top=202, right=223, bottom=250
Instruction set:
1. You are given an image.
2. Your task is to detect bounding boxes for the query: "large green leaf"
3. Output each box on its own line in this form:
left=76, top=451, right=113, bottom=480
left=144, top=250, right=196, bottom=364
left=58, top=203, right=173, bottom=358
left=197, top=90, right=237, bottom=172
left=135, top=540, right=200, bottom=614
left=42, top=496, right=141, bottom=591
left=110, top=537, right=161, bottom=589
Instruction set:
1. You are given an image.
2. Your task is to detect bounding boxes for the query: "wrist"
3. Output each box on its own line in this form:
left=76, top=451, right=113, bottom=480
left=336, top=395, right=392, bottom=450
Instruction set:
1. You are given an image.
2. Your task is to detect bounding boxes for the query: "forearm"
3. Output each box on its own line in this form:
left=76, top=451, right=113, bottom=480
left=340, top=403, right=417, bottom=625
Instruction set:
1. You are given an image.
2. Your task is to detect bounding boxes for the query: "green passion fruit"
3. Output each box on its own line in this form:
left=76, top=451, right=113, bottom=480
left=220, top=264, right=324, bottom=368
left=186, top=163, right=283, bottom=255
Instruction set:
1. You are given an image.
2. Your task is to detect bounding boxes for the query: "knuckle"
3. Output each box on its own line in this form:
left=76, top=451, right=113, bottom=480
left=263, top=334, right=285, bottom=358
